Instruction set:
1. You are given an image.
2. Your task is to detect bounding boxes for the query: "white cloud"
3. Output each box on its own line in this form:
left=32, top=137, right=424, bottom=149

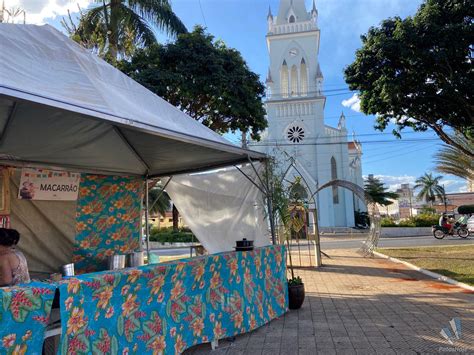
left=341, top=93, right=361, bottom=113
left=3, top=0, right=93, bottom=24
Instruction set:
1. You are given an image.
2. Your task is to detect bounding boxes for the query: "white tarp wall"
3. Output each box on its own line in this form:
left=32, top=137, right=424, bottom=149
left=165, top=163, right=270, bottom=253
left=9, top=170, right=75, bottom=274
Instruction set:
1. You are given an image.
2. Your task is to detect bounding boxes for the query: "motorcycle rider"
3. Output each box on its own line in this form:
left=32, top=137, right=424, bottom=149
left=439, top=213, right=453, bottom=235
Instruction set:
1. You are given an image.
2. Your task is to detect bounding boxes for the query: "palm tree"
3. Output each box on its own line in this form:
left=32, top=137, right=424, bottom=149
left=364, top=175, right=398, bottom=206
left=434, top=134, right=473, bottom=182
left=414, top=173, right=445, bottom=206
left=66, top=0, right=187, bottom=61
left=147, top=187, right=170, bottom=216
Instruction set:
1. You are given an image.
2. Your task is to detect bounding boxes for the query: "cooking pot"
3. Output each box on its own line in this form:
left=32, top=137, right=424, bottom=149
left=61, top=263, right=75, bottom=277
left=235, top=238, right=254, bottom=251
left=126, top=251, right=144, bottom=267
left=107, top=254, right=126, bottom=270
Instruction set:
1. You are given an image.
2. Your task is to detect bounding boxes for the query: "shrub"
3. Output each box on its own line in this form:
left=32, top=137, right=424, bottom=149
left=410, top=214, right=439, bottom=227
left=381, top=214, right=439, bottom=227
left=381, top=217, right=397, bottom=227
left=397, top=219, right=416, bottom=227
left=149, top=227, right=196, bottom=243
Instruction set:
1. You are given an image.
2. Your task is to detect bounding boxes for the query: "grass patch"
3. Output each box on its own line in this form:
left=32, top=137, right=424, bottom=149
left=378, top=245, right=474, bottom=286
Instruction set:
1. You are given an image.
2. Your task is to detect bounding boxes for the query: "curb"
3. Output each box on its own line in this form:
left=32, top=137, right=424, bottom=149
left=373, top=251, right=474, bottom=292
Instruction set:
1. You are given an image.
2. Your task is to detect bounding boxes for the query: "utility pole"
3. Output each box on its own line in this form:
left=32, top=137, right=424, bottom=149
left=408, top=186, right=413, bottom=218
left=443, top=184, right=447, bottom=213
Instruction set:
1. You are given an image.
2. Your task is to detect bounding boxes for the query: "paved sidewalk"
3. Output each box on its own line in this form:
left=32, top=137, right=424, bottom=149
left=185, top=249, right=474, bottom=354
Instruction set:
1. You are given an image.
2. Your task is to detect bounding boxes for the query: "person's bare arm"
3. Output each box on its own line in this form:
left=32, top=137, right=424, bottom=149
left=0, top=257, right=13, bottom=286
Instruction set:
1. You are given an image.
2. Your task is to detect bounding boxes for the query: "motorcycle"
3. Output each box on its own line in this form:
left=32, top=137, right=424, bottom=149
left=432, top=221, right=470, bottom=239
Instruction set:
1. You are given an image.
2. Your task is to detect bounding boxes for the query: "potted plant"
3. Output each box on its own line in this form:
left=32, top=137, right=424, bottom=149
left=287, top=276, right=305, bottom=309
left=265, top=161, right=306, bottom=310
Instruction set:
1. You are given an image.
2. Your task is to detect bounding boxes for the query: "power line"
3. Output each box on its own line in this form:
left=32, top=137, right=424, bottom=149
left=363, top=143, right=439, bottom=165
left=197, top=0, right=207, bottom=27
left=250, top=138, right=440, bottom=147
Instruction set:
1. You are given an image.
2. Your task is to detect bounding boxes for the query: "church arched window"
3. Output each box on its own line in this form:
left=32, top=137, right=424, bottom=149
left=281, top=60, right=289, bottom=98
left=290, top=65, right=298, bottom=96
left=331, top=157, right=339, bottom=204
left=289, top=15, right=295, bottom=23
left=300, top=58, right=308, bottom=96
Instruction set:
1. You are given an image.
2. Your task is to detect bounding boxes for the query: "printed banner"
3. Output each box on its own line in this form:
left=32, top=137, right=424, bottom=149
left=18, top=168, right=80, bottom=201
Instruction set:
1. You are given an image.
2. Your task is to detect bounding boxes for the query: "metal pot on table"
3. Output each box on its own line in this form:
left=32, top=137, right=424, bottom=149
left=61, top=263, right=75, bottom=277
left=107, top=254, right=126, bottom=270
left=126, top=251, right=144, bottom=267
left=234, top=238, right=254, bottom=251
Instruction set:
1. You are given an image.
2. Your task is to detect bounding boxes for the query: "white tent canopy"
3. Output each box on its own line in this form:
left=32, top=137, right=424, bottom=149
left=0, top=24, right=265, bottom=177
left=165, top=163, right=270, bottom=253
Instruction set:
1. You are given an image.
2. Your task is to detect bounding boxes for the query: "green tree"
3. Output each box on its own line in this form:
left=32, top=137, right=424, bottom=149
left=119, top=26, right=267, bottom=140
left=344, top=0, right=474, bottom=157
left=63, top=0, right=186, bottom=61
left=147, top=187, right=170, bottom=216
left=414, top=172, right=445, bottom=206
left=434, top=134, right=474, bottom=182
left=364, top=175, right=398, bottom=206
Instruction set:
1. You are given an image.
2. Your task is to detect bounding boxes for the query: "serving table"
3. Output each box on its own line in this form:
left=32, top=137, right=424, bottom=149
left=0, top=245, right=288, bottom=354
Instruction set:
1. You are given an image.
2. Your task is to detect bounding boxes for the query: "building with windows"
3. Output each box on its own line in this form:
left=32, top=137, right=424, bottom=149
left=251, top=0, right=364, bottom=227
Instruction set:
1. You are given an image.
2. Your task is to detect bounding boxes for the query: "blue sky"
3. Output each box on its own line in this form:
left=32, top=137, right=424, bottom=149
left=8, top=0, right=468, bottom=192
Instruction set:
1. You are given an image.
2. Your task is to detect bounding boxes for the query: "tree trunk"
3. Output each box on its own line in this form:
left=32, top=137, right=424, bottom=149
left=241, top=130, right=248, bottom=149
left=107, top=0, right=120, bottom=61
left=172, top=204, right=179, bottom=232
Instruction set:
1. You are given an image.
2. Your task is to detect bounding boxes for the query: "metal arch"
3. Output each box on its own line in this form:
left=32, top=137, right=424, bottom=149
left=276, top=154, right=323, bottom=266
left=313, top=179, right=381, bottom=256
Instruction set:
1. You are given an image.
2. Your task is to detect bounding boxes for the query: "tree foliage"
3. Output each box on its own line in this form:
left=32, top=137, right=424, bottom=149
left=118, top=26, right=267, bottom=140
left=147, top=187, right=170, bottom=216
left=344, top=0, right=474, bottom=157
left=364, top=175, right=398, bottom=206
left=434, top=134, right=474, bottom=181
left=62, top=0, right=186, bottom=61
left=414, top=172, right=445, bottom=206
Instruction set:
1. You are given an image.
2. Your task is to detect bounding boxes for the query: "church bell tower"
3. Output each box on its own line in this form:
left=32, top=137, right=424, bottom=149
left=264, top=0, right=324, bottom=173
left=255, top=0, right=358, bottom=227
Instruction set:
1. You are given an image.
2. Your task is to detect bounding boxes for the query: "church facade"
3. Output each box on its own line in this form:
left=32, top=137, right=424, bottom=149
left=251, top=0, right=364, bottom=227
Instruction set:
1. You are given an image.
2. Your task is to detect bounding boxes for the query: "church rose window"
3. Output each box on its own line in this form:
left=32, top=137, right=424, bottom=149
left=287, top=126, right=305, bottom=143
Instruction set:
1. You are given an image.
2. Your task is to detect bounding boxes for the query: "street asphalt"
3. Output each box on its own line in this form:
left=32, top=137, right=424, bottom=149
left=321, top=234, right=474, bottom=250
left=151, top=234, right=474, bottom=257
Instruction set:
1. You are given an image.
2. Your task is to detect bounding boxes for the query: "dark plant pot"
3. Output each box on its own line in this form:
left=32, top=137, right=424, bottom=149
left=288, top=283, right=305, bottom=309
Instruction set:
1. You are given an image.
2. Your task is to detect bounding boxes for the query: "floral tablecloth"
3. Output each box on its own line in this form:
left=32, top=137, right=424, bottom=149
left=0, top=281, right=56, bottom=355
left=58, top=245, right=288, bottom=354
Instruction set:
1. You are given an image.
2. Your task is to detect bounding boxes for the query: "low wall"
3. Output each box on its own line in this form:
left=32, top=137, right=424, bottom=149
left=149, top=241, right=200, bottom=249
left=381, top=227, right=432, bottom=237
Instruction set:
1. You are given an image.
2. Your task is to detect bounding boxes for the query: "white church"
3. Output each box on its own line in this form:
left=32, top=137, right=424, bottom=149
left=251, top=0, right=364, bottom=227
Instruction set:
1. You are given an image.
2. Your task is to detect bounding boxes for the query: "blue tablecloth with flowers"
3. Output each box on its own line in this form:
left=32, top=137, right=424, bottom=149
left=0, top=281, right=56, bottom=355
left=58, top=245, right=288, bottom=354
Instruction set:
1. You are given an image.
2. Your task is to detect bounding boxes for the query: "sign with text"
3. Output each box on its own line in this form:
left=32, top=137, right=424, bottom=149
left=18, top=168, right=80, bottom=201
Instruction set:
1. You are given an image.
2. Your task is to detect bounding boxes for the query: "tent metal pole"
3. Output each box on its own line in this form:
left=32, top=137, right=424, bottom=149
left=149, top=177, right=173, bottom=212
left=247, top=157, right=269, bottom=195
left=0, top=102, right=17, bottom=146
left=145, top=177, right=150, bottom=262
left=113, top=126, right=151, bottom=172
left=234, top=165, right=266, bottom=195
left=264, top=160, right=277, bottom=245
